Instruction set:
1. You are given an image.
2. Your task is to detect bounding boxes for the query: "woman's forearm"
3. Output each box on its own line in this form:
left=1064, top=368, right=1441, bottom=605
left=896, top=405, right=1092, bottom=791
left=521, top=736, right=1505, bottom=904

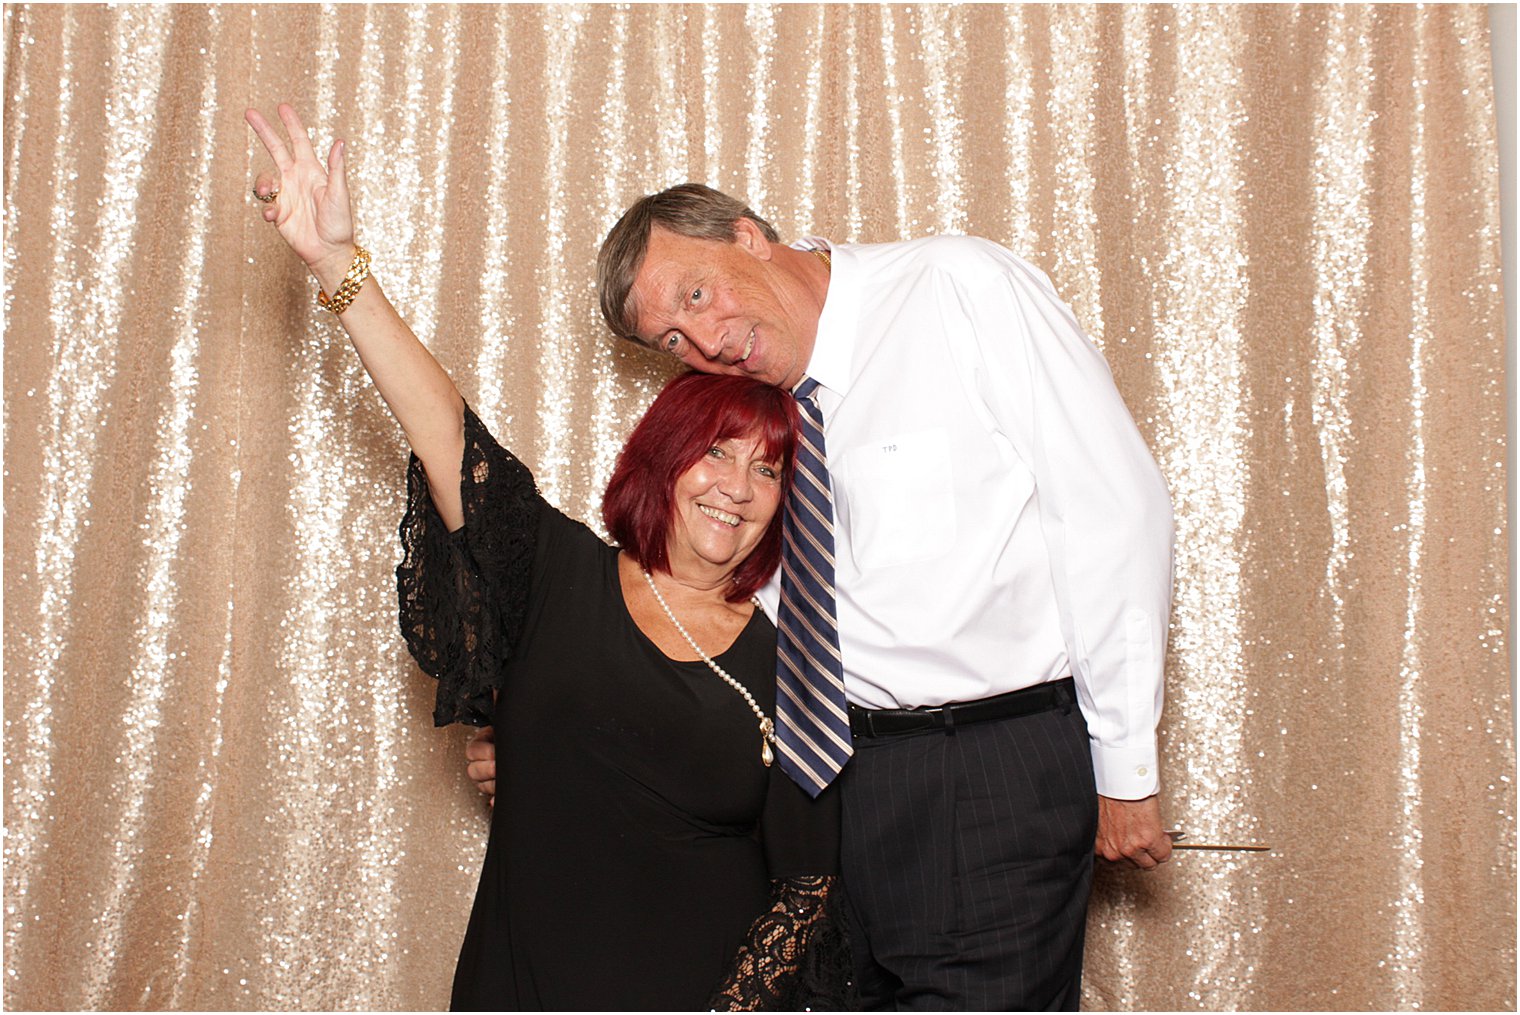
left=322, top=268, right=467, bottom=529
left=710, top=875, right=836, bottom=1011
left=246, top=105, right=468, bottom=529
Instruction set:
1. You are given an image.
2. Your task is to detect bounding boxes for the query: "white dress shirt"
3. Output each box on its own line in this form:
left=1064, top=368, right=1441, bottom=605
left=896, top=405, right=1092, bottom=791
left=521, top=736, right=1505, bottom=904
left=758, top=235, right=1174, bottom=800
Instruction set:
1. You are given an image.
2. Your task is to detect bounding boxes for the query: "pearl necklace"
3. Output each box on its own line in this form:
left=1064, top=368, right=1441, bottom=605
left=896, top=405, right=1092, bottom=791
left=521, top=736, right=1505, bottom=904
left=640, top=568, right=776, bottom=767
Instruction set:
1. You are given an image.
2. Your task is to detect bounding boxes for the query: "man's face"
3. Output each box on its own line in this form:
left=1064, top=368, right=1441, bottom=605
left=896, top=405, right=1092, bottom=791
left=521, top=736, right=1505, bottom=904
left=628, top=221, right=815, bottom=391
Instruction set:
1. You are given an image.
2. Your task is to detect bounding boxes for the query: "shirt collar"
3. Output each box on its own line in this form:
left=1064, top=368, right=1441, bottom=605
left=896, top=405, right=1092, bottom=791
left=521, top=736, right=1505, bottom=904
left=790, top=236, right=856, bottom=397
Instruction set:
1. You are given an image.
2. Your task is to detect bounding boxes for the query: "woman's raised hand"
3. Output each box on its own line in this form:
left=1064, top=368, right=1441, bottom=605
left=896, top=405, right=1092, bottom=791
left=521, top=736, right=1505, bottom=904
left=245, top=103, right=355, bottom=286
left=245, top=104, right=465, bottom=524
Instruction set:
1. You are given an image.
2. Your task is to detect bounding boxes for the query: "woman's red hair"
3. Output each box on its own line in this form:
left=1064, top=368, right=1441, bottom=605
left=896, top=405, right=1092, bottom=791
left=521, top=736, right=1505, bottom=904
left=603, top=372, right=798, bottom=602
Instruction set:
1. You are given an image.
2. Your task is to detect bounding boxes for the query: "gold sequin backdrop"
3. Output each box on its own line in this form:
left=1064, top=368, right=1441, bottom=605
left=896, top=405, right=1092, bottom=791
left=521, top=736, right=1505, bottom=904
left=1, top=2, right=1511, bottom=1010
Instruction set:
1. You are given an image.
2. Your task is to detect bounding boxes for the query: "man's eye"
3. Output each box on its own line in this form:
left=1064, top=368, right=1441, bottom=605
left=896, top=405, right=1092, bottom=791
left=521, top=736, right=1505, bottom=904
left=690, top=287, right=703, bottom=304
left=663, top=332, right=684, bottom=352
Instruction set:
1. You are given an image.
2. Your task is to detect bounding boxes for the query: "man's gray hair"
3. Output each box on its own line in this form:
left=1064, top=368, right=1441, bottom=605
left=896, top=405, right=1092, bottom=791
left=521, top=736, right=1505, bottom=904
left=596, top=183, right=780, bottom=340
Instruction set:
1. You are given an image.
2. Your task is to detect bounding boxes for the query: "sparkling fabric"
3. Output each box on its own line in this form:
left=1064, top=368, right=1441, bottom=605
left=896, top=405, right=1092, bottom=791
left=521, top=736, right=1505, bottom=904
left=1, top=4, right=1510, bottom=1010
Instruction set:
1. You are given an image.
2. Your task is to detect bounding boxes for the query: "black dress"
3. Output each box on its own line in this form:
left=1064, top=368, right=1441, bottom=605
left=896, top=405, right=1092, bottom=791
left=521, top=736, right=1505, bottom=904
left=396, top=408, right=841, bottom=1011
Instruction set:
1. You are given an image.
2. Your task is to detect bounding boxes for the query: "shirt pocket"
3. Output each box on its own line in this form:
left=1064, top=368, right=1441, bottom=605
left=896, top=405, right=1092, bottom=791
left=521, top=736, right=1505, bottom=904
left=836, top=427, right=956, bottom=569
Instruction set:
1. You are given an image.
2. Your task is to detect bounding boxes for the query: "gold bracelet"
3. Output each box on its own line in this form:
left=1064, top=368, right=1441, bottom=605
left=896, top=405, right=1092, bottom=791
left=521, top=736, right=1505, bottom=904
left=317, top=246, right=371, bottom=314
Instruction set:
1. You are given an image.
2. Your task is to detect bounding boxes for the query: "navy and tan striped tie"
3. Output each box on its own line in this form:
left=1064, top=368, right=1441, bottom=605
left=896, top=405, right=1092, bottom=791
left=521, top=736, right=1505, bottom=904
left=775, top=376, right=853, bottom=796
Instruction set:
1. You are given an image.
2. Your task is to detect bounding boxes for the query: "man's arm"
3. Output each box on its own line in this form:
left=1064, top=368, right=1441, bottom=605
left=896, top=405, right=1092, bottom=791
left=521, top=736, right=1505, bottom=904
left=958, top=242, right=1175, bottom=867
left=466, top=726, right=496, bottom=806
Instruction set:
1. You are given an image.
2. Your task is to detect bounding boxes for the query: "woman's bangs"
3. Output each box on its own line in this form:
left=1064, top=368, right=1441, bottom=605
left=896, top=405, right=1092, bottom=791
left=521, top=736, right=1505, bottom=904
left=713, top=392, right=793, bottom=466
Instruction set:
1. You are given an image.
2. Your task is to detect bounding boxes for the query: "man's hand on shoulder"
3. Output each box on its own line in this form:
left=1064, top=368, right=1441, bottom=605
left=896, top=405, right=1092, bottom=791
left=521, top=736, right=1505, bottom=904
left=466, top=725, right=497, bottom=807
left=1095, top=794, right=1171, bottom=870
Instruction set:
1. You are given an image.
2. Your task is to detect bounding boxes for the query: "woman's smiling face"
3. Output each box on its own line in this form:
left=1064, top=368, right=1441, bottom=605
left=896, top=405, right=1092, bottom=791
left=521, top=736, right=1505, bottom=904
left=665, top=434, right=785, bottom=582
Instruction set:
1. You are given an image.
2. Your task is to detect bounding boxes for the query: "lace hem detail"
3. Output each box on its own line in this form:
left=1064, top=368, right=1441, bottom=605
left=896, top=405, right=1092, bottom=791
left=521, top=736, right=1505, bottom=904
left=395, top=406, right=541, bottom=726
left=709, top=874, right=857, bottom=1011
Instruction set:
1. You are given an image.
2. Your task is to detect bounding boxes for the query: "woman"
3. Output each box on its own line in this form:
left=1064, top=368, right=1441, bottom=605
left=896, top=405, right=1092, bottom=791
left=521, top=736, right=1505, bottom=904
left=246, top=104, right=842, bottom=1011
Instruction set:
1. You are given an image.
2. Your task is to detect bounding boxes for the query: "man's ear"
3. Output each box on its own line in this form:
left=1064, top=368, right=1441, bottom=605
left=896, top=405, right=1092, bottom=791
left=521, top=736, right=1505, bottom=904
left=731, top=217, right=773, bottom=261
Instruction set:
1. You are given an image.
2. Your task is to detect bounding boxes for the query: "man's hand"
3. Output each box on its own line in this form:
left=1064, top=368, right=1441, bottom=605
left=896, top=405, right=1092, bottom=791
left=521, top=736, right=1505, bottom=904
left=1095, top=794, right=1171, bottom=870
left=466, top=726, right=497, bottom=807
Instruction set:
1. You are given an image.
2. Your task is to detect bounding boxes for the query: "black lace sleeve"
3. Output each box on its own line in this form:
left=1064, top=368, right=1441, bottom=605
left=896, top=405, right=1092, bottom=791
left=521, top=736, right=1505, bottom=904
left=709, top=874, right=858, bottom=1011
left=395, top=405, right=542, bottom=727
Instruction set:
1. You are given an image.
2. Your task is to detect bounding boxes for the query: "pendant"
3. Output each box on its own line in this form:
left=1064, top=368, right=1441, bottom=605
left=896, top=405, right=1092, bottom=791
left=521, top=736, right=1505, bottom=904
left=760, top=716, right=775, bottom=768
left=761, top=737, right=774, bottom=768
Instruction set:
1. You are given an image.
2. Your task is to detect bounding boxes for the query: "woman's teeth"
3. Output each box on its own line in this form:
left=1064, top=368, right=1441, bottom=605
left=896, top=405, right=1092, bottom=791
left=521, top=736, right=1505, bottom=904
left=698, top=504, right=741, bottom=527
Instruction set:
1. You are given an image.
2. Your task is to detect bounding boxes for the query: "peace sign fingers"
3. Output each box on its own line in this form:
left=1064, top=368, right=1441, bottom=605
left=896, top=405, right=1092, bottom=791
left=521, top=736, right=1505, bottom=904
left=245, top=105, right=295, bottom=173
left=277, top=102, right=321, bottom=165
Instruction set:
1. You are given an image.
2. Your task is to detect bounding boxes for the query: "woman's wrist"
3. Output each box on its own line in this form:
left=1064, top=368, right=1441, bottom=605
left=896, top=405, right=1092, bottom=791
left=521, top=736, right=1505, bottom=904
left=310, top=248, right=357, bottom=292
left=315, top=247, right=372, bottom=315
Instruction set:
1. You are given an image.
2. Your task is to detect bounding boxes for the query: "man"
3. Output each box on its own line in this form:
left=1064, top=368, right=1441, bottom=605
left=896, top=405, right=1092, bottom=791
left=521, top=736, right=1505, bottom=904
left=469, top=184, right=1174, bottom=1009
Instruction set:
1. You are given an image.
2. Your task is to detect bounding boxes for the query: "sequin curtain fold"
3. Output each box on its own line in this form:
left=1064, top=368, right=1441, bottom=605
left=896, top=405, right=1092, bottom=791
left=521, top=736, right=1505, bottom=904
left=2, top=4, right=1511, bottom=1010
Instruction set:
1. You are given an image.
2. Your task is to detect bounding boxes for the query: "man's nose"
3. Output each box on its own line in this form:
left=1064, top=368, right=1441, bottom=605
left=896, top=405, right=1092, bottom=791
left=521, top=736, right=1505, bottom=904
left=687, top=321, right=727, bottom=360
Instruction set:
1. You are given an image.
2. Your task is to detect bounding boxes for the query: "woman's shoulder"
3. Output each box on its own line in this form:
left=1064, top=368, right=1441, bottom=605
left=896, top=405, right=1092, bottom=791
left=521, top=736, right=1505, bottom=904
left=528, top=500, right=619, bottom=579
left=458, top=403, right=614, bottom=565
left=743, top=602, right=777, bottom=645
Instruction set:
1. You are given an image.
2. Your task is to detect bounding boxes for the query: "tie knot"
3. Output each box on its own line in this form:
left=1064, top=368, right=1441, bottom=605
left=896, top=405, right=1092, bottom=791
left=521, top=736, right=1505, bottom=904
left=792, top=377, right=820, bottom=403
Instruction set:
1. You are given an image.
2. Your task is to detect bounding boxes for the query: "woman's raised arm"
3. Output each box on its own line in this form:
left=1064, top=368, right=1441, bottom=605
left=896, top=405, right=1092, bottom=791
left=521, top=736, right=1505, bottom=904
left=246, top=103, right=466, bottom=529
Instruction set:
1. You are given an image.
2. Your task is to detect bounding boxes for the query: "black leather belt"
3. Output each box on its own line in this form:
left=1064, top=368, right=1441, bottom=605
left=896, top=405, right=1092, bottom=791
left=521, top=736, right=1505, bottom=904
left=849, top=677, right=1076, bottom=739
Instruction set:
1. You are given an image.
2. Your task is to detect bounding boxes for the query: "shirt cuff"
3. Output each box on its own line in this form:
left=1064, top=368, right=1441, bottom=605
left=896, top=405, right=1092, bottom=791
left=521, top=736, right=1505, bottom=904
left=1090, top=741, right=1159, bottom=799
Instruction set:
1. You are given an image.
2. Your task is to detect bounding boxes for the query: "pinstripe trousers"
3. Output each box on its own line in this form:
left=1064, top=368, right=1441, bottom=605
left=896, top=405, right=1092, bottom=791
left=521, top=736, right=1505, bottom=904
left=838, top=697, right=1097, bottom=1011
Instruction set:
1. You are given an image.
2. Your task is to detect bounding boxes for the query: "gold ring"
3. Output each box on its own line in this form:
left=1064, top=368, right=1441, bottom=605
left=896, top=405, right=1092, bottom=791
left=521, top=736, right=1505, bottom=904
left=253, top=187, right=279, bottom=204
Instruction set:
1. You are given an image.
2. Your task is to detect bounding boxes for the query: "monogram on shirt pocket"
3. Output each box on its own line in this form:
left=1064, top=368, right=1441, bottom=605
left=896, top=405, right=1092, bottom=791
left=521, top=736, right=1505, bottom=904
left=836, top=427, right=956, bottom=569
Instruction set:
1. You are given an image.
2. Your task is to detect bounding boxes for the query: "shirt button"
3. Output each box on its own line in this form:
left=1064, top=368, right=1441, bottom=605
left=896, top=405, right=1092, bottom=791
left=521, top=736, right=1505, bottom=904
left=1136, top=766, right=1148, bottom=777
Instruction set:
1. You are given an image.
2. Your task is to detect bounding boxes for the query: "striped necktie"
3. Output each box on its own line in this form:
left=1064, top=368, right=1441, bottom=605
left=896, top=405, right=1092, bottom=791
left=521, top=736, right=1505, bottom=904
left=775, top=376, right=853, bottom=796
